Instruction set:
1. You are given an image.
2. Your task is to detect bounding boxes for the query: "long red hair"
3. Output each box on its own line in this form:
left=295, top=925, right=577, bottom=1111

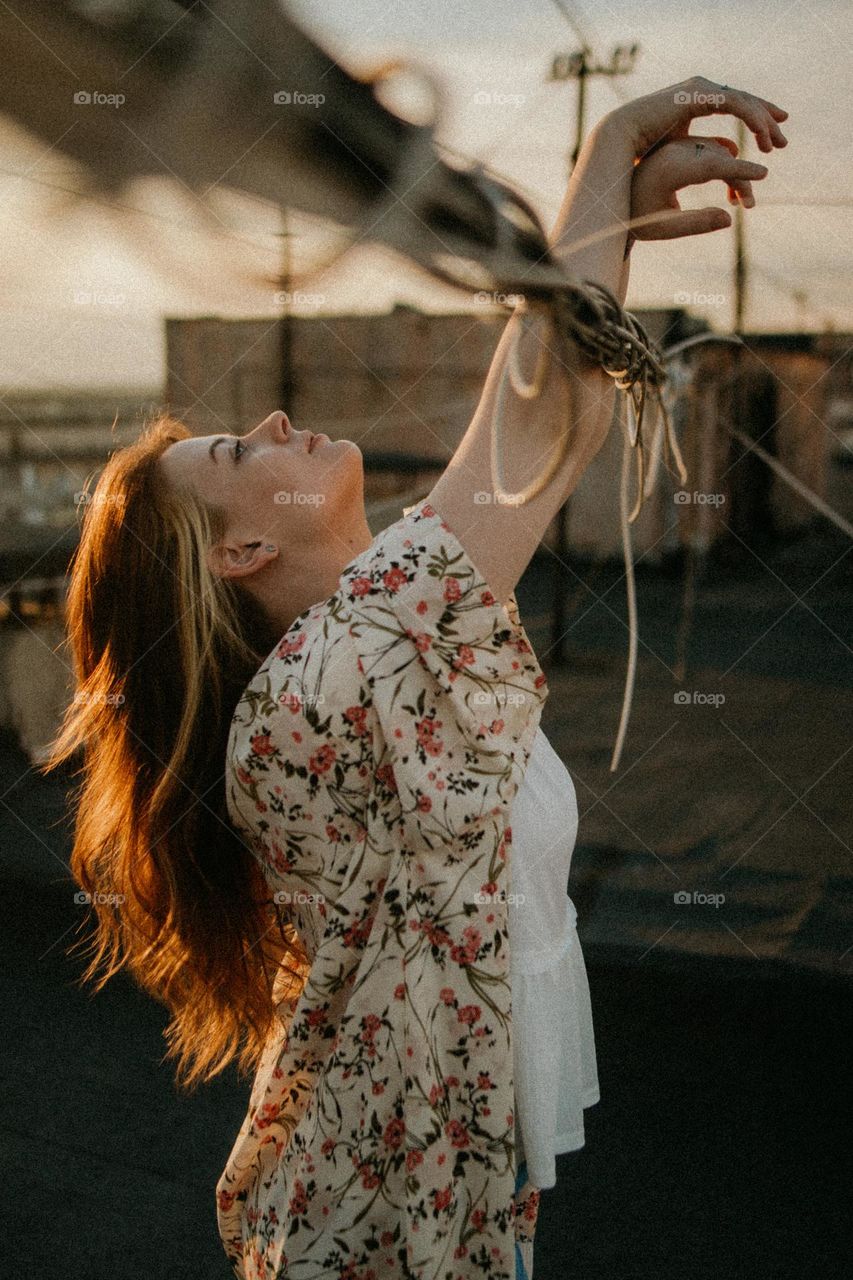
left=43, top=413, right=308, bottom=1091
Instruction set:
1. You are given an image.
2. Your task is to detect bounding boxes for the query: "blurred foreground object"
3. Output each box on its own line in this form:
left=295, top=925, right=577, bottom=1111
left=0, top=0, right=660, bottom=390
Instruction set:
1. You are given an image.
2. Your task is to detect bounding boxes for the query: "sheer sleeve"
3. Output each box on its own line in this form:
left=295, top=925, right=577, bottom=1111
left=343, top=498, right=549, bottom=853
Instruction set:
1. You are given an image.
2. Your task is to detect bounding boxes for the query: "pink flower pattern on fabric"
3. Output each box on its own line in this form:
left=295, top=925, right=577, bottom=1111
left=217, top=501, right=549, bottom=1279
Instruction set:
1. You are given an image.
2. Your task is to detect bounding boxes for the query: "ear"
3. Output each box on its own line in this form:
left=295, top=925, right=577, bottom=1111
left=207, top=539, right=277, bottom=581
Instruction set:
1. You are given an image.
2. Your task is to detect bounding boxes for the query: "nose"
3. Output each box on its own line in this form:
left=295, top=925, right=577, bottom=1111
left=248, top=410, right=290, bottom=441
left=269, top=410, right=290, bottom=440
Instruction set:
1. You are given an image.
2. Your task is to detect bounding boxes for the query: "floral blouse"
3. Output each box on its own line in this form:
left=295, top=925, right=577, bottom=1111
left=216, top=499, right=550, bottom=1279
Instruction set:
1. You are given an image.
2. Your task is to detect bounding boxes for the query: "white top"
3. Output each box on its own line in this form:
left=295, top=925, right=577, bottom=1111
left=508, top=725, right=600, bottom=1189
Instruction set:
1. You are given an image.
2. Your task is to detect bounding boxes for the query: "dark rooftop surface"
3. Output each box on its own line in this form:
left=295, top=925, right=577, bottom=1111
left=2, top=473, right=850, bottom=1278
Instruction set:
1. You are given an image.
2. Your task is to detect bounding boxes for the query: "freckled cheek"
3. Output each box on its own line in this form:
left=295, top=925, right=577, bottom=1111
left=263, top=461, right=301, bottom=512
left=214, top=471, right=248, bottom=515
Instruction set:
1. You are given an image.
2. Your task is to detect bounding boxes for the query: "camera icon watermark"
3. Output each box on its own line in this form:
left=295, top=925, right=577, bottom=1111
left=673, top=889, right=725, bottom=908
left=674, top=490, right=725, bottom=507
left=273, top=290, right=326, bottom=307
left=674, top=291, right=727, bottom=307
left=472, top=490, right=519, bottom=506
left=73, top=90, right=126, bottom=108
left=273, top=90, right=325, bottom=106
left=473, top=290, right=526, bottom=308
left=277, top=690, right=326, bottom=708
left=273, top=491, right=326, bottom=505
left=473, top=889, right=526, bottom=906
left=673, top=690, right=725, bottom=707
left=73, top=290, right=127, bottom=307
left=471, top=689, right=528, bottom=707
left=73, top=689, right=126, bottom=706
left=74, top=490, right=123, bottom=507
left=471, top=90, right=526, bottom=107
left=674, top=90, right=725, bottom=107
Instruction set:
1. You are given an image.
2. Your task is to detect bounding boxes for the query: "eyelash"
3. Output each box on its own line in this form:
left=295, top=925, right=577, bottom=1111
left=233, top=438, right=246, bottom=462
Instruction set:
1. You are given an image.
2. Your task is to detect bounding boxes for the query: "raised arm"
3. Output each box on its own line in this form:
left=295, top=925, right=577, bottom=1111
left=427, top=76, right=788, bottom=606
left=426, top=112, right=634, bottom=606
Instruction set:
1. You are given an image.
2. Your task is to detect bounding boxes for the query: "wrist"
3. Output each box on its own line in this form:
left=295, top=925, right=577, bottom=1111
left=550, top=116, right=636, bottom=250
left=591, top=110, right=641, bottom=165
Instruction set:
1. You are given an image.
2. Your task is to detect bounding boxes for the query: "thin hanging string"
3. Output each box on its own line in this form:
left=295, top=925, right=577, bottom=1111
left=488, top=285, right=666, bottom=771
left=331, top=64, right=677, bottom=778
left=611, top=394, right=641, bottom=773
left=409, top=112, right=671, bottom=769
left=9, top=33, right=845, bottom=765
left=489, top=303, right=574, bottom=506
left=488, top=287, right=668, bottom=512
left=489, top=303, right=746, bottom=771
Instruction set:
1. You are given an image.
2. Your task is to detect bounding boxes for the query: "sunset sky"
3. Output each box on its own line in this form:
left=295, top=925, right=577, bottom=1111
left=0, top=0, right=849, bottom=390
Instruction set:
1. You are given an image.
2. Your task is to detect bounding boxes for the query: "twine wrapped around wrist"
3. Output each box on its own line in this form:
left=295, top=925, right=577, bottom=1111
left=351, top=90, right=680, bottom=769
left=477, top=251, right=689, bottom=772
left=490, top=279, right=669, bottom=511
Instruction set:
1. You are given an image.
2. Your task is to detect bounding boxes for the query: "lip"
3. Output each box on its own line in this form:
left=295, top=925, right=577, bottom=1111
left=308, top=433, right=328, bottom=453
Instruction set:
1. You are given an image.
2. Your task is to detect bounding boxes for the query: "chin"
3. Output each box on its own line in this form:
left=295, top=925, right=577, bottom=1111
left=338, top=439, right=363, bottom=464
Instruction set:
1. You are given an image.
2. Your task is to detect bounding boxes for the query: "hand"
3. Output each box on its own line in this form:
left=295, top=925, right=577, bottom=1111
left=605, top=76, right=788, bottom=160
left=628, top=135, right=770, bottom=242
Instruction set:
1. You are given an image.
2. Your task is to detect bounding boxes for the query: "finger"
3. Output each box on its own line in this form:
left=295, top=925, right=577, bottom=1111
left=729, top=179, right=755, bottom=208
left=709, top=81, right=789, bottom=122
left=636, top=206, right=732, bottom=240
left=729, top=94, right=788, bottom=150
left=707, top=135, right=739, bottom=158
left=708, top=149, right=743, bottom=206
left=664, top=146, right=768, bottom=191
left=740, top=91, right=789, bottom=124
left=703, top=152, right=765, bottom=207
left=693, top=82, right=788, bottom=152
left=756, top=98, right=788, bottom=120
left=697, top=152, right=769, bottom=186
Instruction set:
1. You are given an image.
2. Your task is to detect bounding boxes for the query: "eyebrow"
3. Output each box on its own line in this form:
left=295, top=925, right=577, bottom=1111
left=208, top=437, right=228, bottom=463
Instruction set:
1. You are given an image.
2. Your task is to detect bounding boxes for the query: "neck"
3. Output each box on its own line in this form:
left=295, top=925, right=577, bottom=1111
left=256, top=515, right=374, bottom=637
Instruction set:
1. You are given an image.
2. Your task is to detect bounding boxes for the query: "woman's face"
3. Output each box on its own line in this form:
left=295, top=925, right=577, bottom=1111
left=159, top=410, right=364, bottom=561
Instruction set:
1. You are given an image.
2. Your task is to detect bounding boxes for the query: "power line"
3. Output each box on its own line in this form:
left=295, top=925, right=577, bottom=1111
left=546, top=44, right=640, bottom=177
left=0, top=164, right=282, bottom=256
left=4, top=158, right=849, bottom=327
left=544, top=0, right=593, bottom=46
left=544, top=0, right=633, bottom=105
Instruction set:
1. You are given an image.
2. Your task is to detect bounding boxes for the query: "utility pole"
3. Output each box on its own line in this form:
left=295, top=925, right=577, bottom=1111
left=547, top=43, right=640, bottom=662
left=548, top=44, right=640, bottom=177
left=278, top=208, right=296, bottom=417
left=792, top=288, right=809, bottom=331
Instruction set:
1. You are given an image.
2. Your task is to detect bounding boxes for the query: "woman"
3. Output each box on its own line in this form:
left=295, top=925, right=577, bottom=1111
left=47, top=78, right=787, bottom=1280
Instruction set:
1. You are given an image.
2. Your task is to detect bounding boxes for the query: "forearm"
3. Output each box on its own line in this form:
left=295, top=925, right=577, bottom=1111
left=462, top=77, right=787, bottom=494
left=546, top=113, right=636, bottom=308
left=453, top=116, right=636, bottom=507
